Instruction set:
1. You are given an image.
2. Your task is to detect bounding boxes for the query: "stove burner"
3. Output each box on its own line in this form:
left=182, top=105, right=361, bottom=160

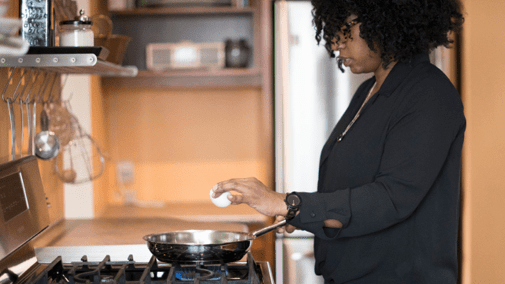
left=28, top=252, right=264, bottom=284
left=175, top=265, right=225, bottom=281
left=72, top=255, right=123, bottom=283
left=98, top=275, right=115, bottom=283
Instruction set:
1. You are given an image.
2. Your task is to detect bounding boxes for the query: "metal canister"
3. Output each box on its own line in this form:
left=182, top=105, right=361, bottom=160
left=19, top=0, right=54, bottom=47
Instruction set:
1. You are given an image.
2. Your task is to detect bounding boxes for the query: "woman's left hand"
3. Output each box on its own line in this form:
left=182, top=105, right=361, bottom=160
left=212, top=177, right=288, bottom=217
left=275, top=215, right=298, bottom=234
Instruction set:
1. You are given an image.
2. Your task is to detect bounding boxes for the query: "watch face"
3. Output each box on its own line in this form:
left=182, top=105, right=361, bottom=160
left=286, top=194, right=301, bottom=207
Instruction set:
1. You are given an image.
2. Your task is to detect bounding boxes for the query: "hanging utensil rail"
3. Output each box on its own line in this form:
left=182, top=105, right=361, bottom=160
left=0, top=53, right=138, bottom=77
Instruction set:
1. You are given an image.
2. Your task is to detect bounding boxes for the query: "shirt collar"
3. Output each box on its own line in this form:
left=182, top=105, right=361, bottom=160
left=373, top=52, right=431, bottom=98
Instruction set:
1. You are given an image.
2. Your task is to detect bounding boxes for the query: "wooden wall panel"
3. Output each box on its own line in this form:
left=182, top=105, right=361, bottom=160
left=100, top=85, right=271, bottom=204
left=460, top=0, right=505, bottom=283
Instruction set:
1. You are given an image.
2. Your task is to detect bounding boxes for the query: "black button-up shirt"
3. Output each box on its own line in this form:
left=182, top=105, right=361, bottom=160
left=288, top=53, right=466, bottom=283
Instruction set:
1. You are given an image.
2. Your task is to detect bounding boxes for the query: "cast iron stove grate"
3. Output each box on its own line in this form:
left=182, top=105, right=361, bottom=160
left=27, top=252, right=263, bottom=284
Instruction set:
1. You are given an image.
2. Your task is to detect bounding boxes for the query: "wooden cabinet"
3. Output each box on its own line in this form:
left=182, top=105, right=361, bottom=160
left=102, top=0, right=271, bottom=88
left=92, top=0, right=275, bottom=268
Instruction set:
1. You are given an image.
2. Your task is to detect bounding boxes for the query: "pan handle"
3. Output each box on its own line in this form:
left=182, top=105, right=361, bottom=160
left=251, top=219, right=288, bottom=238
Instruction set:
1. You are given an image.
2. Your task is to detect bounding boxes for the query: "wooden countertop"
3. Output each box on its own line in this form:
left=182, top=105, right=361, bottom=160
left=32, top=203, right=271, bottom=249
left=100, top=202, right=271, bottom=223
left=32, top=217, right=250, bottom=248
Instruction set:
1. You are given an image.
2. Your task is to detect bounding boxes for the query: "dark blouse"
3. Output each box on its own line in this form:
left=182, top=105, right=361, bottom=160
left=287, top=53, right=466, bottom=283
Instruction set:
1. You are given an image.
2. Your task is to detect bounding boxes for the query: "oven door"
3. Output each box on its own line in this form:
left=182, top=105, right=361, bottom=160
left=276, top=238, right=324, bottom=284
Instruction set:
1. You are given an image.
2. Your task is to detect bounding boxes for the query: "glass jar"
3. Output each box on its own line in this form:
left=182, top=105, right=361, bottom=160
left=225, top=39, right=251, bottom=68
left=59, top=10, right=94, bottom=47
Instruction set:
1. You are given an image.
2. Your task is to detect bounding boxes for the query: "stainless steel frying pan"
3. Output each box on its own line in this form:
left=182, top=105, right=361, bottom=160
left=143, top=219, right=287, bottom=264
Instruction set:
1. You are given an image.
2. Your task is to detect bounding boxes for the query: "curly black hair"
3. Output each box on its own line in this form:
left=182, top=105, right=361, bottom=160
left=311, top=0, right=464, bottom=70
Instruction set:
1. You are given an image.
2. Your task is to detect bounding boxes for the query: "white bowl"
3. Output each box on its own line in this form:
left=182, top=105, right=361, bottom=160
left=0, top=18, right=22, bottom=36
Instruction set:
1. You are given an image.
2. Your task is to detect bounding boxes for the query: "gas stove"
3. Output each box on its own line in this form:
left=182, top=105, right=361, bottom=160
left=14, top=251, right=269, bottom=284
left=0, top=157, right=274, bottom=284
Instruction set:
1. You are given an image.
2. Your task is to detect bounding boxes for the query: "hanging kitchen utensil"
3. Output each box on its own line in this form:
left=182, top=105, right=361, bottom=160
left=16, top=69, right=35, bottom=158
left=30, top=71, right=52, bottom=155
left=47, top=104, right=74, bottom=147
left=18, top=86, right=25, bottom=158
left=53, top=102, right=105, bottom=184
left=6, top=98, right=16, bottom=160
left=3, top=68, right=18, bottom=160
left=3, top=67, right=28, bottom=160
left=33, top=72, right=60, bottom=160
left=143, top=219, right=287, bottom=264
left=45, top=75, right=75, bottom=147
left=1, top=67, right=17, bottom=102
left=23, top=69, right=42, bottom=156
left=34, top=109, right=60, bottom=160
left=13, top=69, right=31, bottom=157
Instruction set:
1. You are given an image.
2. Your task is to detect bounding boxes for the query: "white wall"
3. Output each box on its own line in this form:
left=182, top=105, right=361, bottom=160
left=61, top=75, right=93, bottom=219
left=61, top=0, right=94, bottom=219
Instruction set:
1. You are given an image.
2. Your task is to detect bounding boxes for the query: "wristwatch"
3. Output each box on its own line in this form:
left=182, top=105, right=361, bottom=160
left=284, top=192, right=302, bottom=220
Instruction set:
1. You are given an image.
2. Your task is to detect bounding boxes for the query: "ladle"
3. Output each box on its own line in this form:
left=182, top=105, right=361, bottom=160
left=23, top=69, right=41, bottom=155
left=31, top=71, right=51, bottom=155
left=7, top=98, right=15, bottom=160
left=4, top=68, right=27, bottom=160
left=17, top=69, right=35, bottom=158
left=34, top=108, right=60, bottom=160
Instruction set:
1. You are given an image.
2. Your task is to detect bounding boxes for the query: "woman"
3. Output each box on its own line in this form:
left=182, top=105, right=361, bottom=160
left=212, top=0, right=465, bottom=283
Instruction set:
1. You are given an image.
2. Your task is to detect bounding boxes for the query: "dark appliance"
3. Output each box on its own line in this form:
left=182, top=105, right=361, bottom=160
left=0, top=156, right=274, bottom=284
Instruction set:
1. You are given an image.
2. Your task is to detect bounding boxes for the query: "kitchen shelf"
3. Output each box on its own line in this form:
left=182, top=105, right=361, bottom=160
left=110, top=6, right=255, bottom=16
left=102, top=68, right=261, bottom=87
left=0, top=53, right=138, bottom=77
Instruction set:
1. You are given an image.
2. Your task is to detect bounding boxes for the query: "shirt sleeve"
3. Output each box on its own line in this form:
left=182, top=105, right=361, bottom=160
left=287, top=77, right=465, bottom=240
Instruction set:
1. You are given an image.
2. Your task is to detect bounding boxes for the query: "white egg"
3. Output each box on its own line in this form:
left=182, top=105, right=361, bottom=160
left=210, top=186, right=232, bottom=207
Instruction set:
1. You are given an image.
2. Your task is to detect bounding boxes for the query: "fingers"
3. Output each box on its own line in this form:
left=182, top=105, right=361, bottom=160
left=228, top=193, right=243, bottom=205
left=275, top=215, right=297, bottom=234
left=218, top=178, right=256, bottom=194
left=210, top=182, right=235, bottom=198
left=276, top=224, right=296, bottom=234
left=285, top=224, right=296, bottom=233
left=211, top=177, right=263, bottom=200
left=211, top=178, right=282, bottom=216
left=211, top=179, right=238, bottom=195
left=275, top=215, right=285, bottom=233
left=210, top=183, right=244, bottom=204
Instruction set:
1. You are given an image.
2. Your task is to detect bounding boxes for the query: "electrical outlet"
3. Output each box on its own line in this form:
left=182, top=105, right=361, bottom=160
left=123, top=189, right=137, bottom=205
left=117, top=160, right=135, bottom=184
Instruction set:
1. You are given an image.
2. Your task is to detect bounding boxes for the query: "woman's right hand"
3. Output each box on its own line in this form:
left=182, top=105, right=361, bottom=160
left=212, top=177, right=287, bottom=217
left=276, top=215, right=298, bottom=234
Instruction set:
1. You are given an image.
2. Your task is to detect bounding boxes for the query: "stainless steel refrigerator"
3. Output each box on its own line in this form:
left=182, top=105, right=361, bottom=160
left=273, top=2, right=457, bottom=283
left=273, top=1, right=371, bottom=283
